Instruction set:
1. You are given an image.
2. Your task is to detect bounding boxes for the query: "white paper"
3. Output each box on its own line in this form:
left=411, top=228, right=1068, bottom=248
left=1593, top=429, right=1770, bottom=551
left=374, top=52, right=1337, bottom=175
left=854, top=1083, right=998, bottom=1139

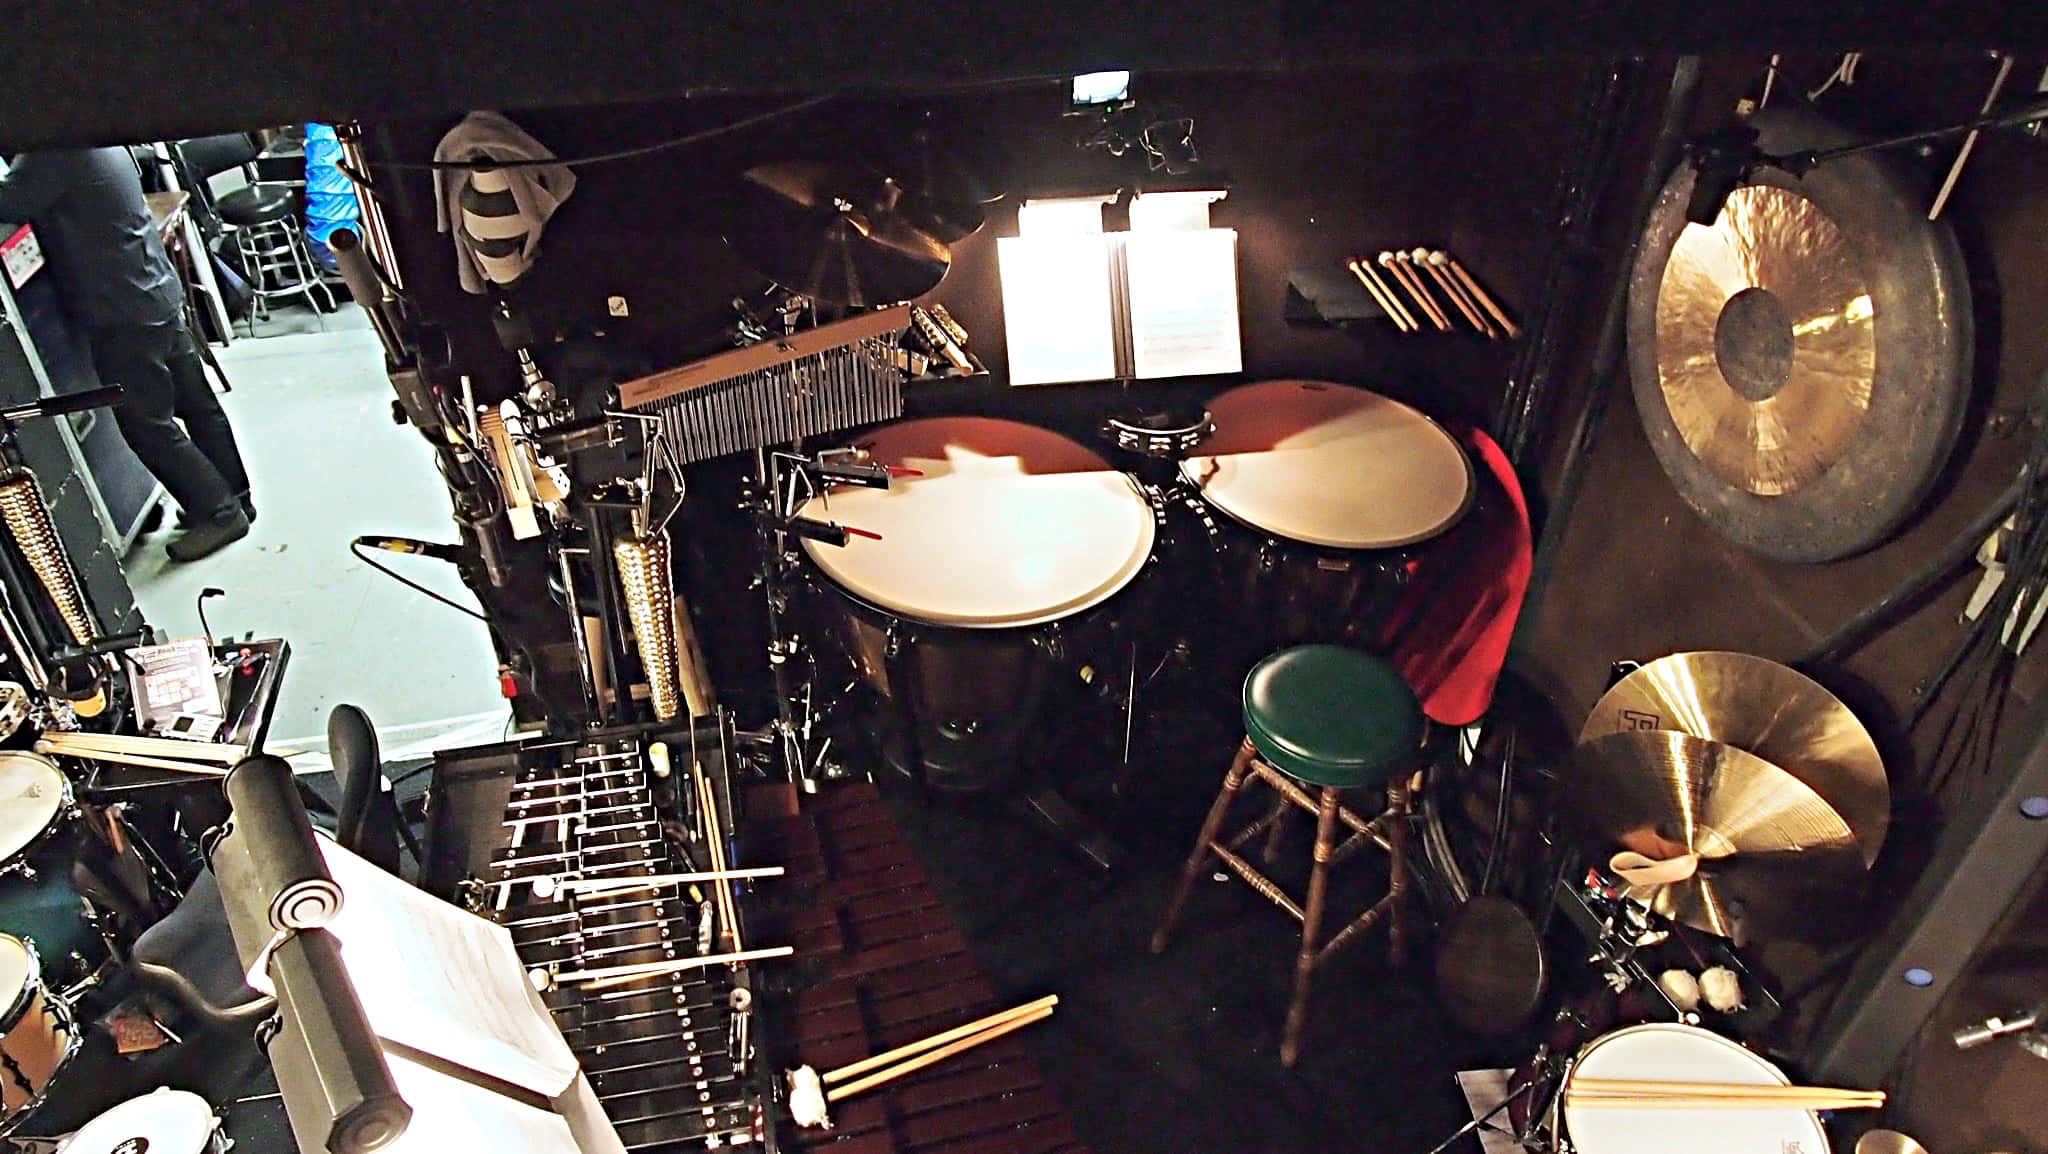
left=381, top=1047, right=582, bottom=1154
left=1124, top=229, right=1242, bottom=379
left=318, top=840, right=580, bottom=1098
left=998, top=233, right=1117, bottom=386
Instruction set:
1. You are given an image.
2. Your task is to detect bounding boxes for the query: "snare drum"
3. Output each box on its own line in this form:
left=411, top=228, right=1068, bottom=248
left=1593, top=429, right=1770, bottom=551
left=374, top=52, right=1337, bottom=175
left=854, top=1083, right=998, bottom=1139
left=0, top=933, right=77, bottom=1125
left=1180, top=380, right=1473, bottom=661
left=800, top=417, right=1156, bottom=789
left=1558, top=1024, right=1827, bottom=1154
left=62, top=1088, right=227, bottom=1154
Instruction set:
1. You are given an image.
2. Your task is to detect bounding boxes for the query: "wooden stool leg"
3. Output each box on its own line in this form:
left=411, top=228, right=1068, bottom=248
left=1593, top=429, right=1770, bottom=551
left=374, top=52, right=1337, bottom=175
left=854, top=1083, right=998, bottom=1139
left=1279, top=786, right=1340, bottom=1067
left=1151, top=737, right=1258, bottom=954
left=1260, top=795, right=1292, bottom=865
left=1384, top=775, right=1413, bottom=967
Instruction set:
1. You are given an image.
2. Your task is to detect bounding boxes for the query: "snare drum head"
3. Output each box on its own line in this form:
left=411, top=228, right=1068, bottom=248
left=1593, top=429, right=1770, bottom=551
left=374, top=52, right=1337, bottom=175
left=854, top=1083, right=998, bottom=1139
left=1184, top=380, right=1473, bottom=549
left=66, top=1089, right=219, bottom=1154
left=800, top=417, right=1156, bottom=628
left=0, top=935, right=31, bottom=1002
left=0, top=752, right=65, bottom=860
left=1565, top=1023, right=1828, bottom=1154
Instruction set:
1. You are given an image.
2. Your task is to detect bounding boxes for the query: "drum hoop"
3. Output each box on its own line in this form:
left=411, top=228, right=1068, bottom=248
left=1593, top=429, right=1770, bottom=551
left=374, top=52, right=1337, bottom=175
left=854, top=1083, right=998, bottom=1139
left=0, top=756, right=74, bottom=870
left=805, top=563, right=1134, bottom=643
left=1562, top=1021, right=1828, bottom=1151
left=0, top=937, right=42, bottom=1033
left=1183, top=422, right=1477, bottom=552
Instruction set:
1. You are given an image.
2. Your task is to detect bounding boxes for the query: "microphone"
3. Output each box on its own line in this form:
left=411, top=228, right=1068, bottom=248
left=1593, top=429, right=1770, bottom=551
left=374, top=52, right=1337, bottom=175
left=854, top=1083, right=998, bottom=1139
left=353, top=536, right=466, bottom=564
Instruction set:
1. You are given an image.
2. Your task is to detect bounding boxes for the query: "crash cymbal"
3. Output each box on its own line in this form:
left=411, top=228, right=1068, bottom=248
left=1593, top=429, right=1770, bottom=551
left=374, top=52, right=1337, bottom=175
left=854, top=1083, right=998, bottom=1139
left=1566, top=731, right=1865, bottom=942
left=1580, top=651, right=1887, bottom=864
left=1627, top=104, right=1970, bottom=562
left=723, top=160, right=951, bottom=306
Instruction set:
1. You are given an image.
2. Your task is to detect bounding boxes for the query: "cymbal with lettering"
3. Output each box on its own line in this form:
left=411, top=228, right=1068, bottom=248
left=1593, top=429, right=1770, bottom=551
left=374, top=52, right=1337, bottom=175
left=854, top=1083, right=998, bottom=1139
left=1579, top=651, right=1887, bottom=864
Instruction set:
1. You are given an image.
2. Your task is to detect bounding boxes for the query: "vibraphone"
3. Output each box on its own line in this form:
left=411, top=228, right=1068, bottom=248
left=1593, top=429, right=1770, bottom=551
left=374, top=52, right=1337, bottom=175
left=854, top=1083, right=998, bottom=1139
left=430, top=728, right=1089, bottom=1154
left=434, top=722, right=777, bottom=1151
left=749, top=783, right=1089, bottom=1154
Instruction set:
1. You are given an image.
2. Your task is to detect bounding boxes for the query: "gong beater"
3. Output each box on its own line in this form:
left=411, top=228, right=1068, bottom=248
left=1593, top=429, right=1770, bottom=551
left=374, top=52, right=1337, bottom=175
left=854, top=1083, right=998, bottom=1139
left=1627, top=104, right=1971, bottom=562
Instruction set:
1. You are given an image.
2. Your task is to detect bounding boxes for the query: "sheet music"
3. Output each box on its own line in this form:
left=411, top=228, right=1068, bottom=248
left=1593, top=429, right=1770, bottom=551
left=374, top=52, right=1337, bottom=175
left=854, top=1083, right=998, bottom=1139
left=998, top=233, right=1118, bottom=385
left=1124, top=229, right=1242, bottom=379
left=382, top=1047, right=582, bottom=1154
left=319, top=841, right=580, bottom=1098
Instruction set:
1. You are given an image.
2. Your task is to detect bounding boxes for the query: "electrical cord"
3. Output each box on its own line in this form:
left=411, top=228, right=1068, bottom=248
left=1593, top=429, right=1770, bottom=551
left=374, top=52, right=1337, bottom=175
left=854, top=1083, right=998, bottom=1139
left=348, top=539, right=497, bottom=629
left=369, top=96, right=834, bottom=172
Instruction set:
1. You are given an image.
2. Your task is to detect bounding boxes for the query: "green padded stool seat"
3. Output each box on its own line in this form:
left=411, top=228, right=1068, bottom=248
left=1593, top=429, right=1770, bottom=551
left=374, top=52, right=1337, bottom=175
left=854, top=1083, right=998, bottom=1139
left=1242, top=645, right=1421, bottom=789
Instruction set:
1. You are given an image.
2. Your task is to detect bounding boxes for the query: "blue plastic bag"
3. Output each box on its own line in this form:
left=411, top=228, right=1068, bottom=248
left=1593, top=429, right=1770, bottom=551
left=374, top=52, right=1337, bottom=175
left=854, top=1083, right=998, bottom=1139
left=302, top=123, right=361, bottom=270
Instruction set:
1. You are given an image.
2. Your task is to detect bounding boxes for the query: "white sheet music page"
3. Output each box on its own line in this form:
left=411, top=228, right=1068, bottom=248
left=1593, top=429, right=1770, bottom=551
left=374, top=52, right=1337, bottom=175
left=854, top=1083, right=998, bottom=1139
left=1124, top=229, right=1243, bottom=379
left=318, top=840, right=580, bottom=1098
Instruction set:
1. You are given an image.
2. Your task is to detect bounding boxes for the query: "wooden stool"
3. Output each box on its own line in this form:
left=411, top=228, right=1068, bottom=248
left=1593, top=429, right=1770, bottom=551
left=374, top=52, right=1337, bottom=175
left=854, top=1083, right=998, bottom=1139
left=1151, top=644, right=1421, bottom=1066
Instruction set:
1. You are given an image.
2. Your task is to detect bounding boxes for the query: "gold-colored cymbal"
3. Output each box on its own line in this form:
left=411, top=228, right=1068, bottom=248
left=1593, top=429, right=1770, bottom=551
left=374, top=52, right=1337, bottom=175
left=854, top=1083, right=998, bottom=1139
left=1579, top=651, right=1888, bottom=864
left=1655, top=184, right=1876, bottom=497
left=1566, top=731, right=1865, bottom=942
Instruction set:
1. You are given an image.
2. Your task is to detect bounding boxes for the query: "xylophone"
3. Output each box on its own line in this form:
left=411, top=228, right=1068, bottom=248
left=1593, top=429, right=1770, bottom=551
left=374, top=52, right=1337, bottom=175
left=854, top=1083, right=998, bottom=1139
left=749, top=783, right=1088, bottom=1154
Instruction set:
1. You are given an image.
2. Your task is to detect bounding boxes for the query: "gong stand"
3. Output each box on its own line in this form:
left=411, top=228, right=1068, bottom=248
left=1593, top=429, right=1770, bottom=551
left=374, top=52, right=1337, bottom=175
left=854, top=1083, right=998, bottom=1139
left=1688, top=92, right=2048, bottom=213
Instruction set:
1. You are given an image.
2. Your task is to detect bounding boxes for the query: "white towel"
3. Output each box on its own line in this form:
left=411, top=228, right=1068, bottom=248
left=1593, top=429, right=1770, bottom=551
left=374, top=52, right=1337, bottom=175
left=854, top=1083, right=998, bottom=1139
left=433, top=111, right=577, bottom=294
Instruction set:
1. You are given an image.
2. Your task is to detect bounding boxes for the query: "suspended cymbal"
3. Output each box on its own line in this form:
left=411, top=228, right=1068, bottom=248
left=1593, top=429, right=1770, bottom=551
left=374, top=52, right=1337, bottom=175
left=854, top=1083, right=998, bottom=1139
left=1627, top=104, right=1970, bottom=562
left=1566, top=731, right=1865, bottom=942
left=1580, top=651, right=1887, bottom=864
left=723, top=161, right=951, bottom=307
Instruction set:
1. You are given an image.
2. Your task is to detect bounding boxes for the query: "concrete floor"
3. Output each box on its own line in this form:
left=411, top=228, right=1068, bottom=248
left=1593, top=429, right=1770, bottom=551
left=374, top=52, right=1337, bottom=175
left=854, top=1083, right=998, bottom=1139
left=124, top=306, right=507, bottom=746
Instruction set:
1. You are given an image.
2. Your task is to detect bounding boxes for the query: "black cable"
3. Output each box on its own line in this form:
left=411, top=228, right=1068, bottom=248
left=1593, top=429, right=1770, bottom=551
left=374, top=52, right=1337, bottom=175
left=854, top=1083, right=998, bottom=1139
left=348, top=540, right=497, bottom=629
left=368, top=96, right=834, bottom=172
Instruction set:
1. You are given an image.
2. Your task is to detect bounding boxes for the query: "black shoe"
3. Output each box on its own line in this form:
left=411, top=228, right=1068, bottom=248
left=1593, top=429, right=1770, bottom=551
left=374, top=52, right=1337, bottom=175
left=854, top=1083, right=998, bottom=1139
left=166, top=508, right=251, bottom=562
left=176, top=494, right=255, bottom=530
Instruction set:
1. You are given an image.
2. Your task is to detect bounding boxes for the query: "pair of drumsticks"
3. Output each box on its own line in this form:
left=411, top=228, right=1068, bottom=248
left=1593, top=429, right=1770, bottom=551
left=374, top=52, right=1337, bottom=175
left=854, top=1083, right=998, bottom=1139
left=787, top=995, right=1058, bottom=1129
left=1347, top=249, right=1519, bottom=339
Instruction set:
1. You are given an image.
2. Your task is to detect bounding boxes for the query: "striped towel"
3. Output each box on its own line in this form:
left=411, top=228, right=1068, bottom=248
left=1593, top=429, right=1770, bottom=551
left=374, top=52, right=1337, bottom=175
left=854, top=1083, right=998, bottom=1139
left=432, top=111, right=576, bottom=293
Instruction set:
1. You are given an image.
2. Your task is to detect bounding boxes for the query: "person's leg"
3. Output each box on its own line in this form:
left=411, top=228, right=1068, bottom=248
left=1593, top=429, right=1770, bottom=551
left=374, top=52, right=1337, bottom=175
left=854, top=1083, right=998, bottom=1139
left=163, top=325, right=251, bottom=501
left=91, top=325, right=236, bottom=518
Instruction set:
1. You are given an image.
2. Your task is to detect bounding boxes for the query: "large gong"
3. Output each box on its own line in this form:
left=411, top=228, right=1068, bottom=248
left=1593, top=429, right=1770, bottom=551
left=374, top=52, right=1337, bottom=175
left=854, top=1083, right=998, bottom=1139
left=1627, top=104, right=1972, bottom=563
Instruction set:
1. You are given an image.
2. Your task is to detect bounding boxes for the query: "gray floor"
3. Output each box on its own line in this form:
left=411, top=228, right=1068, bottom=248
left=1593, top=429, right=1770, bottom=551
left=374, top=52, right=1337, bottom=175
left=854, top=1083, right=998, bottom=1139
left=126, top=309, right=507, bottom=747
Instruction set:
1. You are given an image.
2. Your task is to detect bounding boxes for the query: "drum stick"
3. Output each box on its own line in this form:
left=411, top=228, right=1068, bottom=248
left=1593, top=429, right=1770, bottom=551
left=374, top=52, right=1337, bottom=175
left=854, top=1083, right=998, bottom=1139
left=38, top=731, right=246, bottom=764
left=1352, top=258, right=1417, bottom=331
left=1565, top=1079, right=1884, bottom=1109
left=1347, top=260, right=1414, bottom=332
left=1415, top=249, right=1492, bottom=335
left=1441, top=253, right=1521, bottom=338
left=34, top=740, right=230, bottom=776
left=1381, top=252, right=1450, bottom=331
left=826, top=1005, right=1056, bottom=1102
left=821, top=995, right=1060, bottom=1085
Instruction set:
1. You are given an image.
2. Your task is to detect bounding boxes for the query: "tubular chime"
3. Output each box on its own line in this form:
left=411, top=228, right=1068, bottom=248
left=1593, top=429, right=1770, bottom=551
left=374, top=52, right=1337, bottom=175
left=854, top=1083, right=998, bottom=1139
left=0, top=469, right=95, bottom=647
left=755, top=782, right=1091, bottom=1154
left=482, top=732, right=775, bottom=1151
left=613, top=531, right=715, bottom=721
left=618, top=307, right=912, bottom=466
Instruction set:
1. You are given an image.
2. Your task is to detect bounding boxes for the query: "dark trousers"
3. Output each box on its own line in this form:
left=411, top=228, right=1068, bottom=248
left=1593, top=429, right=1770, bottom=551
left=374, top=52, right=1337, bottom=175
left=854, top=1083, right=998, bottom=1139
left=88, top=323, right=249, bottom=521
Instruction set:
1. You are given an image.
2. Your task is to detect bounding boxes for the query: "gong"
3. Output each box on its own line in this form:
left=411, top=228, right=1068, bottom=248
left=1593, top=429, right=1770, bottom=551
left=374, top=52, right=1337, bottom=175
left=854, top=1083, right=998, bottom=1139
left=1627, top=104, right=1973, bottom=562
